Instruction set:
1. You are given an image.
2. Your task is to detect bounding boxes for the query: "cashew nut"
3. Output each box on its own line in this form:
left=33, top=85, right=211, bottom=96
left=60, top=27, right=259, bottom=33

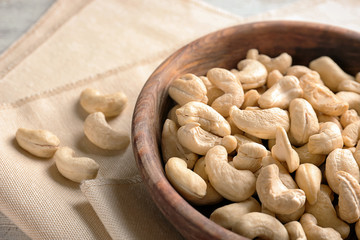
left=54, top=146, right=99, bottom=183
left=300, top=73, right=348, bottom=116
left=256, top=164, right=306, bottom=214
left=257, top=52, right=292, bottom=75
left=325, top=148, right=359, bottom=194
left=286, top=65, right=316, bottom=79
left=192, top=157, right=223, bottom=205
left=316, top=112, right=343, bottom=130
left=262, top=155, right=298, bottom=189
left=307, top=122, right=343, bottom=155
left=293, top=143, right=326, bottom=167
left=233, top=142, right=268, bottom=172
left=338, top=79, right=360, bottom=94
left=289, top=98, right=319, bottom=146
left=15, top=128, right=60, bottom=158
left=199, top=76, right=224, bottom=105
left=176, top=101, right=231, bottom=137
left=277, top=205, right=305, bottom=224
left=305, top=184, right=350, bottom=239
left=205, top=145, right=256, bottom=201
left=240, top=89, right=260, bottom=109
left=161, top=119, right=198, bottom=168
left=84, top=112, right=130, bottom=150
left=206, top=68, right=244, bottom=117
left=336, top=171, right=360, bottom=223
left=168, top=73, right=208, bottom=106
left=232, top=212, right=290, bottom=240
left=165, top=157, right=207, bottom=201
left=229, top=106, right=290, bottom=139
left=79, top=88, right=127, bottom=117
left=336, top=91, right=360, bottom=115
left=267, top=69, right=283, bottom=88
left=340, top=109, right=360, bottom=128
left=232, top=59, right=267, bottom=90
left=284, top=221, right=306, bottom=240
left=309, top=56, right=354, bottom=92
left=258, top=76, right=303, bottom=109
left=209, top=197, right=261, bottom=230
left=272, top=126, right=300, bottom=173
left=300, top=213, right=342, bottom=240
left=342, top=120, right=360, bottom=147
left=167, top=104, right=181, bottom=126
left=295, top=163, right=322, bottom=205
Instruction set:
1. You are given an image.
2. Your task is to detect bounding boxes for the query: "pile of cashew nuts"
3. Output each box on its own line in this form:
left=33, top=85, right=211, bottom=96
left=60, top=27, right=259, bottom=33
left=15, top=88, right=129, bottom=183
left=163, top=49, right=360, bottom=240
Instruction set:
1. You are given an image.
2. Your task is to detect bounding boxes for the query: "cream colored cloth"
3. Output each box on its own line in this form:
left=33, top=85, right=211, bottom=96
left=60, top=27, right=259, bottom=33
left=0, top=0, right=359, bottom=239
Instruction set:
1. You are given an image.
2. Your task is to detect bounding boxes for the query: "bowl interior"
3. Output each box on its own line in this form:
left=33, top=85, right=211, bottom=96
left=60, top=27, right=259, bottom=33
left=132, top=21, right=360, bottom=240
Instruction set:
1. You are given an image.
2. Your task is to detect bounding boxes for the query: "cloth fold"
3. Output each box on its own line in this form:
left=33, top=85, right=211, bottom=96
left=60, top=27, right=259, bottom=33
left=0, top=0, right=360, bottom=239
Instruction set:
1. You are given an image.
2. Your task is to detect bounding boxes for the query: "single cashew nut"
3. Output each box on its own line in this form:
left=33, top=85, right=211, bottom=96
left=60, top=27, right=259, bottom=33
left=295, top=163, right=322, bottom=205
left=165, top=157, right=207, bottom=201
left=233, top=142, right=268, bottom=172
left=309, top=56, right=354, bottom=92
left=285, top=221, right=306, bottom=240
left=272, top=126, right=300, bottom=173
left=16, top=128, right=60, bottom=158
left=336, top=91, right=360, bottom=115
left=209, top=197, right=261, bottom=230
left=289, top=98, right=319, bottom=146
left=305, top=184, right=350, bottom=239
left=176, top=101, right=231, bottom=137
left=258, top=76, right=303, bottom=109
left=342, top=120, right=360, bottom=147
left=54, top=146, right=99, bottom=183
left=277, top=205, right=305, bottom=224
left=241, top=89, right=260, bottom=109
left=206, top=68, right=244, bottom=117
left=307, top=122, right=343, bottom=155
left=336, top=171, right=360, bottom=223
left=84, top=112, right=130, bottom=150
left=246, top=48, right=259, bottom=59
left=232, top=212, right=289, bottom=240
left=300, top=73, right=348, bottom=116
left=161, top=119, right=198, bottom=168
left=293, top=143, right=326, bottom=167
left=232, top=59, right=267, bottom=90
left=230, top=106, right=290, bottom=139
left=325, top=148, right=359, bottom=194
left=300, top=213, right=342, bottom=240
left=257, top=52, right=292, bottom=75
left=262, top=155, right=298, bottom=189
left=167, top=105, right=181, bottom=126
left=199, top=76, right=223, bottom=105
left=338, top=79, right=360, bottom=94
left=256, top=164, right=306, bottom=214
left=168, top=73, right=208, bottom=106
left=80, top=88, right=127, bottom=117
left=340, top=109, right=360, bottom=128
left=205, top=145, right=256, bottom=202
left=267, top=69, right=283, bottom=88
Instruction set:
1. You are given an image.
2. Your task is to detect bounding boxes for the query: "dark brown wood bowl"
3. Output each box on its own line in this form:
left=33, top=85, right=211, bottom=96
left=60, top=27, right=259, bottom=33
left=132, top=21, right=360, bottom=239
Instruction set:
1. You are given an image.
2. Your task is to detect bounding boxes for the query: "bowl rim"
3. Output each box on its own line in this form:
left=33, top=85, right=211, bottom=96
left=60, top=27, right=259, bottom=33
left=131, top=20, right=360, bottom=239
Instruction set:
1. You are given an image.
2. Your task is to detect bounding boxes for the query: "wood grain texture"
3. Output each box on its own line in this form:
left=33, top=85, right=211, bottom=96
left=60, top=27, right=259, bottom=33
left=132, top=21, right=360, bottom=240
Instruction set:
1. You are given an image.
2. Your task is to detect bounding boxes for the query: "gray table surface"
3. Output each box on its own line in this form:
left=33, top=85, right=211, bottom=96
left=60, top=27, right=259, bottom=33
left=0, top=0, right=297, bottom=239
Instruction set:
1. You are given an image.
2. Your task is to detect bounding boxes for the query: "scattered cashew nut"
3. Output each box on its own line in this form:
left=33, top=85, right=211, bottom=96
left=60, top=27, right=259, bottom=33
left=54, top=146, right=99, bottom=183
left=232, top=59, right=267, bottom=90
left=84, top=112, right=130, bottom=150
left=295, top=163, right=322, bottom=205
left=16, top=128, right=60, bottom=158
left=80, top=88, right=127, bottom=117
left=307, top=122, right=343, bottom=155
left=284, top=221, right=306, bottom=240
left=300, top=213, right=342, bottom=240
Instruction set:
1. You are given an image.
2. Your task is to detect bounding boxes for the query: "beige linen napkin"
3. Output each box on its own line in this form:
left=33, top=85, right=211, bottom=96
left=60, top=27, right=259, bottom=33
left=0, top=0, right=360, bottom=239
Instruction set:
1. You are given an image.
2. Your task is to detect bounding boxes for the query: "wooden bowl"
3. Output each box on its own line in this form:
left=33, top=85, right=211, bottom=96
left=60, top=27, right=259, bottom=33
left=132, top=21, right=360, bottom=239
